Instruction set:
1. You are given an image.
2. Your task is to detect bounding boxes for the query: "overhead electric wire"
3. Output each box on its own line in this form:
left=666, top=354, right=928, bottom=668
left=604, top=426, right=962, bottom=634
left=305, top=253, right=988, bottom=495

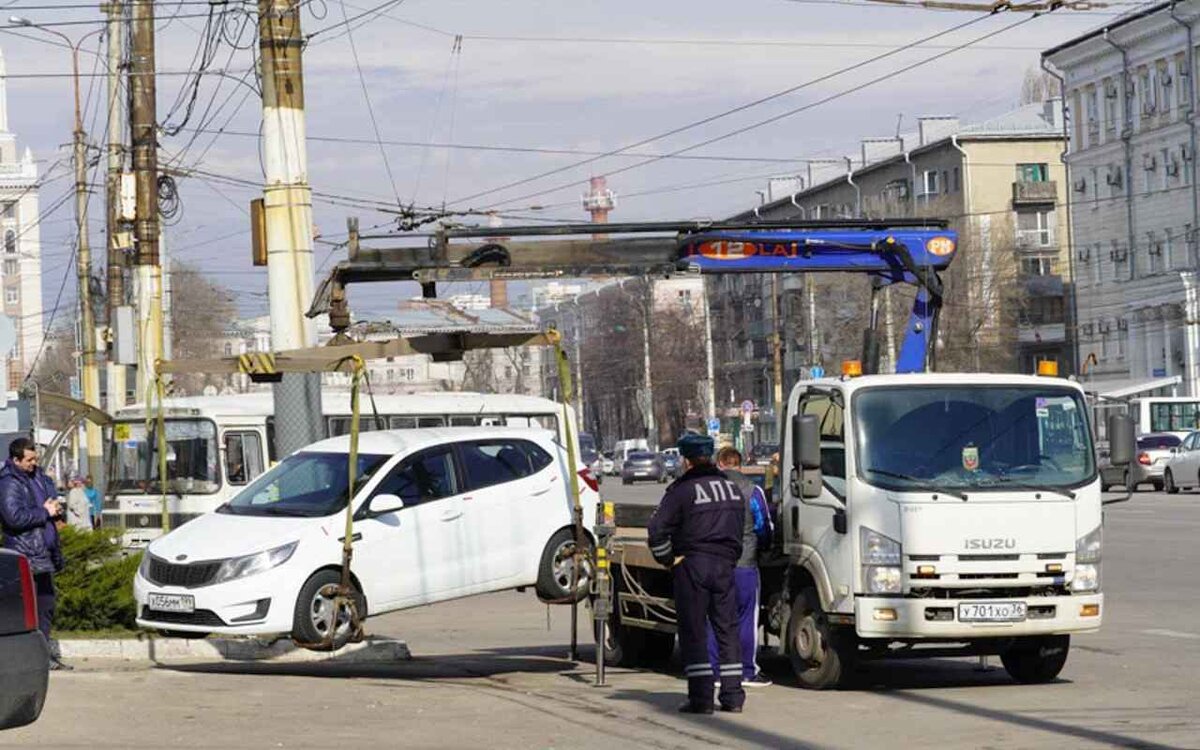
left=473, top=8, right=1054, bottom=211
left=446, top=10, right=997, bottom=209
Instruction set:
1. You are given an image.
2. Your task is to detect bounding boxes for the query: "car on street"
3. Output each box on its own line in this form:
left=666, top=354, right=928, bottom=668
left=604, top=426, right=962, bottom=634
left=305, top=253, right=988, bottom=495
left=1163, top=430, right=1200, bottom=493
left=134, top=428, right=599, bottom=646
left=600, top=452, right=616, bottom=476
left=750, top=443, right=778, bottom=466
left=660, top=449, right=682, bottom=479
left=1101, top=433, right=1180, bottom=491
left=620, top=451, right=667, bottom=484
left=0, top=549, right=48, bottom=730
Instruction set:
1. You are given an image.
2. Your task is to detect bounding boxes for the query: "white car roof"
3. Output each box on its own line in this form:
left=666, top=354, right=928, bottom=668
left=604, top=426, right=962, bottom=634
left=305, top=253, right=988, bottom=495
left=298, top=426, right=557, bottom=457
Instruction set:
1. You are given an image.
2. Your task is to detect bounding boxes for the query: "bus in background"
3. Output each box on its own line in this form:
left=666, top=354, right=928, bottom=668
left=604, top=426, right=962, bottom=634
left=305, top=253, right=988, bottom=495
left=105, top=392, right=581, bottom=548
left=1131, top=396, right=1200, bottom=437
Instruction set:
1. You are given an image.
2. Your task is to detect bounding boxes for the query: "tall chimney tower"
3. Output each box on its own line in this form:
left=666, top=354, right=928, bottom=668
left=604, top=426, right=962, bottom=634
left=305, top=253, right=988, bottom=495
left=582, top=176, right=615, bottom=235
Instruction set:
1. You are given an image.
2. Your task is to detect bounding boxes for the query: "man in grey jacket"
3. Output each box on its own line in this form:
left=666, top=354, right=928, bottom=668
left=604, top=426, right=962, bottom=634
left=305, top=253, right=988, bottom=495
left=708, top=446, right=774, bottom=687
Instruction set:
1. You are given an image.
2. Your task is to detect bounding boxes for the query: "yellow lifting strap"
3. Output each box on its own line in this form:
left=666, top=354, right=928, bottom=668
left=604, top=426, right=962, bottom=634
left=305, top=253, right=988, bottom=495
left=549, top=328, right=588, bottom=660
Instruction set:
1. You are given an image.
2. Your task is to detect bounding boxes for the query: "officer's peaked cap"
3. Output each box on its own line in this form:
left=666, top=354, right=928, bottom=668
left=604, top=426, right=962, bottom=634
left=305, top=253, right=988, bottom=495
left=677, top=433, right=714, bottom=460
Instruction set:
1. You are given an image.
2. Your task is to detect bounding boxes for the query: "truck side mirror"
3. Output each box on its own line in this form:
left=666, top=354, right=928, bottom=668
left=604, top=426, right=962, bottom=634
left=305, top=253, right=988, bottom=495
left=791, top=413, right=823, bottom=499
left=1107, top=414, right=1135, bottom=468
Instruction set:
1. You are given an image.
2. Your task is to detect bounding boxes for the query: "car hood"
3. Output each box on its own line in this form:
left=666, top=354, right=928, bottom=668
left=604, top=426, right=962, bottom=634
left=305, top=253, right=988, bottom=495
left=147, top=511, right=320, bottom=563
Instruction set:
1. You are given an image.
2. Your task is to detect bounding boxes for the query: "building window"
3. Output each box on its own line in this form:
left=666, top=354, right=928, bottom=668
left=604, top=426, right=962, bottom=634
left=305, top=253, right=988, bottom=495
left=921, top=170, right=939, bottom=196
left=1016, top=163, right=1049, bottom=182
left=1148, top=232, right=1164, bottom=275
left=1109, top=165, right=1123, bottom=197
left=1160, top=62, right=1173, bottom=117
left=4, top=231, right=14, bottom=255
left=1117, top=323, right=1128, bottom=360
left=1016, top=208, right=1054, bottom=248
left=1085, top=87, right=1099, bottom=137
left=223, top=342, right=233, bottom=356
left=2, top=259, right=15, bottom=276
left=4, top=288, right=17, bottom=305
left=0, top=202, right=13, bottom=220
left=1166, top=228, right=1177, bottom=269
left=952, top=167, right=960, bottom=192
left=1090, top=167, right=1100, bottom=209
left=1163, top=147, right=1173, bottom=190
left=1021, top=254, right=1055, bottom=276
left=1139, top=68, right=1156, bottom=120
left=1177, top=56, right=1191, bottom=119
left=1103, top=77, right=1119, bottom=134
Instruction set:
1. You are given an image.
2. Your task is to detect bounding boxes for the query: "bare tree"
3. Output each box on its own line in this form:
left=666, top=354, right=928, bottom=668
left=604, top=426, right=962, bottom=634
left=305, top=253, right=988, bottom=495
left=166, top=260, right=238, bottom=395
left=1020, top=68, right=1062, bottom=105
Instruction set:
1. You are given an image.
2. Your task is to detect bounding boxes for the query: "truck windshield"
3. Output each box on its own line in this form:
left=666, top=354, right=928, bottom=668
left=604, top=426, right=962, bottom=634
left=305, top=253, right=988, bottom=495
left=855, top=386, right=1094, bottom=492
left=218, top=452, right=390, bottom=517
left=110, top=419, right=220, bottom=495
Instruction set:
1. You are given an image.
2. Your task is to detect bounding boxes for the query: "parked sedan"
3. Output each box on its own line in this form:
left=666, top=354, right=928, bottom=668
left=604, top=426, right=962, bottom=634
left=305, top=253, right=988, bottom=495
left=621, top=451, right=667, bottom=484
left=135, top=428, right=599, bottom=647
left=1101, top=433, right=1181, bottom=491
left=0, top=549, right=48, bottom=730
left=1163, top=430, right=1200, bottom=493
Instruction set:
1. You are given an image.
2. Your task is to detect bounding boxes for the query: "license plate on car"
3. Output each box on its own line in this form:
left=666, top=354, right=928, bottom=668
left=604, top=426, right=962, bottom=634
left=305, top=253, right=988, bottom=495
left=958, top=601, right=1027, bottom=623
left=147, top=593, right=195, bottom=613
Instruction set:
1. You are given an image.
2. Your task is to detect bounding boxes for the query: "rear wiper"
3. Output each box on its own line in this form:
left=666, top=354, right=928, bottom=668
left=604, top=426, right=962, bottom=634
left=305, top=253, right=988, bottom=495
left=865, top=469, right=968, bottom=500
left=991, top=478, right=1076, bottom=500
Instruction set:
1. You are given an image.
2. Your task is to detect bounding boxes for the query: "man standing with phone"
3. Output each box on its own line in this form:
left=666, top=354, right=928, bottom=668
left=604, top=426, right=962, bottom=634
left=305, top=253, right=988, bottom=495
left=0, top=437, right=70, bottom=670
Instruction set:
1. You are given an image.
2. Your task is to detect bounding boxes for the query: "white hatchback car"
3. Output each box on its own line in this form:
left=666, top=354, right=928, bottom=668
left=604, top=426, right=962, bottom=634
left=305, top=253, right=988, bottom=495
left=134, top=428, right=598, bottom=644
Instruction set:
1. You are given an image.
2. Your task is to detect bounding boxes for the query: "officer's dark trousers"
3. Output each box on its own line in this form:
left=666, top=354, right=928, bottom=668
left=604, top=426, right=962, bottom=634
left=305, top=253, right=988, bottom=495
left=674, top=553, right=744, bottom=709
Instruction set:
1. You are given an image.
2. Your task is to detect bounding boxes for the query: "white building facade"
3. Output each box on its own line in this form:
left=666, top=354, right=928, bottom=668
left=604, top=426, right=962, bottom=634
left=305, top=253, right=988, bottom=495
left=0, top=48, right=44, bottom=387
left=1046, top=1, right=1200, bottom=395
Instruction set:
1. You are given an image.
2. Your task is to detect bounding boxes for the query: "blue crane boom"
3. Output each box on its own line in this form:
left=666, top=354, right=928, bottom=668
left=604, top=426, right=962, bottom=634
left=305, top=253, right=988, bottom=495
left=311, top=219, right=959, bottom=373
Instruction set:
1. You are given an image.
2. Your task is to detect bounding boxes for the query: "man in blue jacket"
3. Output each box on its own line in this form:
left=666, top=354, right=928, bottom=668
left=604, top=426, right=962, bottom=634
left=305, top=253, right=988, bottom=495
left=647, top=433, right=745, bottom=714
left=0, top=437, right=68, bottom=669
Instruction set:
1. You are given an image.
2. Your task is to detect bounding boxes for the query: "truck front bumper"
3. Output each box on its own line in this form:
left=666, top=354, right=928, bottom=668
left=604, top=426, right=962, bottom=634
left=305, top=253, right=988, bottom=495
left=854, top=593, right=1103, bottom=639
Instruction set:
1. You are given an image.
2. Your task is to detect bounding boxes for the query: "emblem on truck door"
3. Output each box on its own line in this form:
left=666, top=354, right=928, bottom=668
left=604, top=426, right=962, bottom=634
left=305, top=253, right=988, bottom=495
left=964, top=538, right=1016, bottom=550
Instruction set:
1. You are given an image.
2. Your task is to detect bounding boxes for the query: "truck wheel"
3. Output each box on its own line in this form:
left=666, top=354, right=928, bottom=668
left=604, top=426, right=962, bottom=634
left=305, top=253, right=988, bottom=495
left=786, top=587, right=857, bottom=689
left=535, top=528, right=593, bottom=603
left=1165, top=470, right=1180, bottom=494
left=1000, top=634, right=1069, bottom=684
left=595, top=617, right=673, bottom=668
left=292, top=569, right=365, bottom=650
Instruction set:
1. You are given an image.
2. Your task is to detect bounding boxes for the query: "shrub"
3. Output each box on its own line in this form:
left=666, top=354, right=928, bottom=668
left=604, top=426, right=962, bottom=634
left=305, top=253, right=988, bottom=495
left=53, top=527, right=143, bottom=632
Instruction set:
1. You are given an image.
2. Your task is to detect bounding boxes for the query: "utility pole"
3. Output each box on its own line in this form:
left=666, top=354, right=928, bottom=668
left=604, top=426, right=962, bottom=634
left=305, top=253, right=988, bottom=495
left=104, top=0, right=127, bottom=411
left=130, top=0, right=164, bottom=402
left=259, top=0, right=323, bottom=454
left=10, top=17, right=104, bottom=477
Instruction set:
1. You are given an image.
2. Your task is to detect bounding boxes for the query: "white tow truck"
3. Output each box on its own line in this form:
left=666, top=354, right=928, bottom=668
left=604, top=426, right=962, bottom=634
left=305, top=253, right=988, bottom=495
left=600, top=366, right=1135, bottom=688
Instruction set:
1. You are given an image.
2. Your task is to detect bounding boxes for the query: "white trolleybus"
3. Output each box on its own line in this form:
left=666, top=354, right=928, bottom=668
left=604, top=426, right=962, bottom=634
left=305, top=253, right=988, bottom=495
left=104, top=392, right=580, bottom=548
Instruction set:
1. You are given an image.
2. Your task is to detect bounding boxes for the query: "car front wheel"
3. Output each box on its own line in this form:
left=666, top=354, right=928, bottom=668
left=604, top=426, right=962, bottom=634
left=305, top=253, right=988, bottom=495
left=291, top=569, right=365, bottom=651
left=1165, top=470, right=1180, bottom=494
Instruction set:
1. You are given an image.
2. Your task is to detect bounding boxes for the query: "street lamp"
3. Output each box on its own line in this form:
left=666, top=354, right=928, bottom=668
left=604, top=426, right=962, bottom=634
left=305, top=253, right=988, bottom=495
left=12, top=16, right=106, bottom=479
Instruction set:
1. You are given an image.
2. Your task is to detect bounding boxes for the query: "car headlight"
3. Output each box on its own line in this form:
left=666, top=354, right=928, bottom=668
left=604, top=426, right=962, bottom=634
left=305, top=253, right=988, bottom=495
left=211, top=541, right=298, bottom=585
left=137, top=552, right=152, bottom=581
left=861, top=527, right=902, bottom=594
left=1073, top=525, right=1102, bottom=592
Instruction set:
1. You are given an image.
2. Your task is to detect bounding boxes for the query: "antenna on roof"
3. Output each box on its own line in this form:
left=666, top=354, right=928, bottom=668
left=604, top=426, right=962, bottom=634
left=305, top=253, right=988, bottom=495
left=895, top=114, right=904, bottom=139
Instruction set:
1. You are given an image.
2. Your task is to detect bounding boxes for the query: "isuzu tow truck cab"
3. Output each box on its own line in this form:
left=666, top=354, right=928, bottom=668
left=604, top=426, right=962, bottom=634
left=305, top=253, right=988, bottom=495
left=781, top=368, right=1134, bottom=687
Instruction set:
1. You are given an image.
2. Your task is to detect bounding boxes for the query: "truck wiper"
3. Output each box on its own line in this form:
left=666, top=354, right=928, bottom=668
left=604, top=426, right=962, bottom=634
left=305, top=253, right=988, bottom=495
left=864, top=469, right=968, bottom=500
left=991, top=478, right=1076, bottom=500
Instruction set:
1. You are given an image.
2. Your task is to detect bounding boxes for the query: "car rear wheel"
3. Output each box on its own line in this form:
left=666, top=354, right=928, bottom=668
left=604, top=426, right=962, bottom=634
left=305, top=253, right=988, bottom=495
left=536, top=528, right=593, bottom=603
left=1165, top=470, right=1180, bottom=494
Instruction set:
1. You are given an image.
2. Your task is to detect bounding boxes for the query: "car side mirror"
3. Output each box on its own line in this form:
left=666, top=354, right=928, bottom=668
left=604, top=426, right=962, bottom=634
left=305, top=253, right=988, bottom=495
left=367, top=493, right=405, bottom=518
left=790, top=413, right=823, bottom=499
left=1107, top=414, right=1135, bottom=468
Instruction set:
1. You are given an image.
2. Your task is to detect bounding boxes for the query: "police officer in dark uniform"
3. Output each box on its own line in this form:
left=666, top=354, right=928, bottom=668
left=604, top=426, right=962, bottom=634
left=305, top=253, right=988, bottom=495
left=648, top=433, right=746, bottom=714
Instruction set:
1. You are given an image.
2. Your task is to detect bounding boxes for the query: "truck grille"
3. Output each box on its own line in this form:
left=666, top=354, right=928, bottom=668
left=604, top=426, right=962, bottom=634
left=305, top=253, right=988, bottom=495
left=905, top=552, right=1072, bottom=589
left=146, top=557, right=221, bottom=588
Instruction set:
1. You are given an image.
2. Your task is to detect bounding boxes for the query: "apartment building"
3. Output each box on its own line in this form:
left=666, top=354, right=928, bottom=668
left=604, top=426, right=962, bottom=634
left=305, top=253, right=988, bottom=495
left=1045, top=0, right=1200, bottom=396
left=716, top=100, right=1070, bottom=441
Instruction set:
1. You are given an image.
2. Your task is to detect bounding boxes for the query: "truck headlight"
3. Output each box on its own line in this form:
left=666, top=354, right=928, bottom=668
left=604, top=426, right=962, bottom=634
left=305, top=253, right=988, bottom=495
left=212, top=541, right=298, bottom=585
left=1073, top=525, right=1102, bottom=593
left=861, top=527, right=902, bottom=594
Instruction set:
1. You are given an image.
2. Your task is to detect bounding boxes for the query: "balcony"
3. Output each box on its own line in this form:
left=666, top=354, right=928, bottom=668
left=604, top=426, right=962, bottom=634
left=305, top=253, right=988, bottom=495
left=1012, top=180, right=1057, bottom=206
left=1018, top=323, right=1066, bottom=344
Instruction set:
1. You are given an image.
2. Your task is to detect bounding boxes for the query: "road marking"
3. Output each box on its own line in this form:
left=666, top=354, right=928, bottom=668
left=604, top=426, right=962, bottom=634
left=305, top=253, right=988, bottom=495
left=1142, top=628, right=1200, bottom=640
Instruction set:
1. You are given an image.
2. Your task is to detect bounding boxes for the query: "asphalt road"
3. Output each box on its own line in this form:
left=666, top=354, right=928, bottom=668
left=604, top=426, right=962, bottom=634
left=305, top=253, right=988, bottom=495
left=3, top=485, right=1198, bottom=749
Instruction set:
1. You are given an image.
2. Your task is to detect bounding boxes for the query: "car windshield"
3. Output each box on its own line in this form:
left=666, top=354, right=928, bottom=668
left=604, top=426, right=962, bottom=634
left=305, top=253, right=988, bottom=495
left=1138, top=435, right=1181, bottom=450
left=111, top=419, right=220, bottom=494
left=855, top=385, right=1094, bottom=491
left=218, top=452, right=390, bottom=517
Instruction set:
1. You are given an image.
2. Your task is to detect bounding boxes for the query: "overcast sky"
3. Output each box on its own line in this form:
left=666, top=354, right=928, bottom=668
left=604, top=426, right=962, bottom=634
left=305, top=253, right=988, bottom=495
left=0, top=0, right=1137, bottom=326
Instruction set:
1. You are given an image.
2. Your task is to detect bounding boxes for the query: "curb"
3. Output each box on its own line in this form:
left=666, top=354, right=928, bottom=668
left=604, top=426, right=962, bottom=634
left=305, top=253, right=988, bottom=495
left=57, top=636, right=411, bottom=664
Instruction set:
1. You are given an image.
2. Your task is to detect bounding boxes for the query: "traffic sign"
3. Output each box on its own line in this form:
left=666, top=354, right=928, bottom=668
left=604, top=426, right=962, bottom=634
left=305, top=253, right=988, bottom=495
left=810, top=365, right=825, bottom=379
left=707, top=418, right=721, bottom=433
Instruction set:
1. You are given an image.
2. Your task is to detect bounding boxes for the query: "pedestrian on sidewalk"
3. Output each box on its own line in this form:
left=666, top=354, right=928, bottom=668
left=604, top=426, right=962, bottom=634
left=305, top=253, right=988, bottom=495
left=84, top=476, right=102, bottom=530
left=65, top=477, right=93, bottom=531
left=710, top=446, right=774, bottom=688
left=0, top=437, right=71, bottom=670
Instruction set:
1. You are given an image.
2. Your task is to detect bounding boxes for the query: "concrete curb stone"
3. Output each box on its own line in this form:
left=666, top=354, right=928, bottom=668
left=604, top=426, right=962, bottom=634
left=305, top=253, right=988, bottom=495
left=57, top=636, right=411, bottom=663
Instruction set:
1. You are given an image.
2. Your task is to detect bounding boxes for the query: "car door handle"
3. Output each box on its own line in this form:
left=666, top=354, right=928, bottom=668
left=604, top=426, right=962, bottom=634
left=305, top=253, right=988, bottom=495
left=440, top=510, right=463, bottom=521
